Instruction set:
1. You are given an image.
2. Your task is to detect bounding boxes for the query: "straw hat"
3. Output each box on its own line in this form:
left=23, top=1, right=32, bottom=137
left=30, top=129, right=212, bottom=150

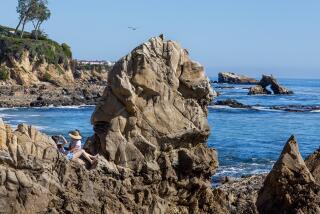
left=69, top=130, right=82, bottom=140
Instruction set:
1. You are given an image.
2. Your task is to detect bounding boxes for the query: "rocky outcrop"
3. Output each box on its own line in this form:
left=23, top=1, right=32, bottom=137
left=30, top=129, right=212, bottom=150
left=0, top=36, right=228, bottom=213
left=248, top=75, right=293, bottom=95
left=218, top=72, right=258, bottom=84
left=88, top=35, right=226, bottom=213
left=219, top=175, right=266, bottom=214
left=256, top=136, right=320, bottom=214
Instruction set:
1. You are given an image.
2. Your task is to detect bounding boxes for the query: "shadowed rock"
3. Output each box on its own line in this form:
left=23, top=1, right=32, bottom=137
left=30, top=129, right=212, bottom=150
left=256, top=135, right=320, bottom=214
left=306, top=149, right=320, bottom=184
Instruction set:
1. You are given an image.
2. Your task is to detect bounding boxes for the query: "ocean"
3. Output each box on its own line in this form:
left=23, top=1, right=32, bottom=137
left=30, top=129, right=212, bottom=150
left=0, top=79, right=319, bottom=181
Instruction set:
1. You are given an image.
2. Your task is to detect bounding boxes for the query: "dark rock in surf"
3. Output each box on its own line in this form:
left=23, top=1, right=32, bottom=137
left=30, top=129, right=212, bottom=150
left=214, top=99, right=252, bottom=109
left=218, top=72, right=258, bottom=84
left=248, top=75, right=293, bottom=95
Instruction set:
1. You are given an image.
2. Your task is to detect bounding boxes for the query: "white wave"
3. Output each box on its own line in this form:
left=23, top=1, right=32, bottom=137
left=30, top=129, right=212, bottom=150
left=0, top=113, right=19, bottom=118
left=10, top=119, right=26, bottom=123
left=209, top=105, right=251, bottom=111
left=33, top=125, right=50, bottom=131
left=251, top=106, right=284, bottom=112
left=311, top=110, right=320, bottom=113
left=32, top=105, right=94, bottom=109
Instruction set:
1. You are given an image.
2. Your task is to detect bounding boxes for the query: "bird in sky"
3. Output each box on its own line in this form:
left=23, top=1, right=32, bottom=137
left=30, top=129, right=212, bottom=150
left=128, top=27, right=139, bottom=31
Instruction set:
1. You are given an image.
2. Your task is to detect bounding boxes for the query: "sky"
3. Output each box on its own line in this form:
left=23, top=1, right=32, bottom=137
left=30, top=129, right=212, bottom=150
left=1, top=0, right=320, bottom=79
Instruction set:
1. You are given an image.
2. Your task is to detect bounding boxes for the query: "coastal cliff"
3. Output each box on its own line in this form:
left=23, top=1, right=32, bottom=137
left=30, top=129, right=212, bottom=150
left=0, top=26, right=111, bottom=107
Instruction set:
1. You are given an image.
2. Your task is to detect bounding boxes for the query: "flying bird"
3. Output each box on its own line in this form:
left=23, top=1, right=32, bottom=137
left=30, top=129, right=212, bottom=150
left=128, top=27, right=139, bottom=31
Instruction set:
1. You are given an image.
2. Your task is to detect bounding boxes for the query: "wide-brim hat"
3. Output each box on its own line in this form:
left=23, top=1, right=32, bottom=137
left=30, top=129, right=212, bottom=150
left=69, top=130, right=82, bottom=140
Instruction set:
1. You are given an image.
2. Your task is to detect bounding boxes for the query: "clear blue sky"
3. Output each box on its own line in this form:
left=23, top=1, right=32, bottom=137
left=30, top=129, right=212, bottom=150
left=1, top=0, right=320, bottom=78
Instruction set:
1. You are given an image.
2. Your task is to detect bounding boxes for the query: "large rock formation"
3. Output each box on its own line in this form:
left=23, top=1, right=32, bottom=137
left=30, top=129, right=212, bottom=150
left=0, top=36, right=228, bottom=213
left=248, top=75, right=293, bottom=95
left=89, top=35, right=226, bottom=213
left=218, top=72, right=258, bottom=84
left=256, top=136, right=320, bottom=214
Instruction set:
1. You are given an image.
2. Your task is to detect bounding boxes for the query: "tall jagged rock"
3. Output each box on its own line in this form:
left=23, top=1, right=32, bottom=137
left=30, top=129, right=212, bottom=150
left=88, top=35, right=224, bottom=213
left=256, top=136, right=320, bottom=214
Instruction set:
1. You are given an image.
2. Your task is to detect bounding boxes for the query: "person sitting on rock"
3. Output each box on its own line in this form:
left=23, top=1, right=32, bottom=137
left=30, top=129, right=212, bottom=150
left=52, top=130, right=98, bottom=165
left=51, top=135, right=68, bottom=154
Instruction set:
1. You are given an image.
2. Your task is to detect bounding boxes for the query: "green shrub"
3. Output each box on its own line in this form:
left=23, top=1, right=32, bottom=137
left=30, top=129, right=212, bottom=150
left=0, top=67, right=9, bottom=80
left=43, top=72, right=51, bottom=82
left=0, top=33, right=73, bottom=68
left=61, top=43, right=72, bottom=58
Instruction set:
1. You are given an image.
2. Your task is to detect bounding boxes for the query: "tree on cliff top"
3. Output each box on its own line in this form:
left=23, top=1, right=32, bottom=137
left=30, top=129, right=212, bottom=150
left=15, top=0, right=51, bottom=39
left=30, top=0, right=51, bottom=40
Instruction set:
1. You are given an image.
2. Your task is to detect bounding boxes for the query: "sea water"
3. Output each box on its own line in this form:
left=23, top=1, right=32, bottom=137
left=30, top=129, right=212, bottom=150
left=0, top=79, right=319, bottom=180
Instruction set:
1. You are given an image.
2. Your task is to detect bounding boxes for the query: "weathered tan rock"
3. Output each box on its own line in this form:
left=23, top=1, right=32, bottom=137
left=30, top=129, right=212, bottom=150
left=256, top=136, right=320, bottom=214
left=88, top=35, right=224, bottom=213
left=7, top=51, right=74, bottom=87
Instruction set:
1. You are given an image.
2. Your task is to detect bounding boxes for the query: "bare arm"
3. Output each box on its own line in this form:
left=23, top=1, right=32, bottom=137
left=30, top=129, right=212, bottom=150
left=59, top=135, right=68, bottom=145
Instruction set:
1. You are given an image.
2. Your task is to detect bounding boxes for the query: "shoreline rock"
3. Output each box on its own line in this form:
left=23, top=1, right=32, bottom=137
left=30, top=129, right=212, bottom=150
left=218, top=72, right=258, bottom=84
left=213, top=99, right=252, bottom=109
left=249, top=75, right=293, bottom=95
left=256, top=136, right=320, bottom=213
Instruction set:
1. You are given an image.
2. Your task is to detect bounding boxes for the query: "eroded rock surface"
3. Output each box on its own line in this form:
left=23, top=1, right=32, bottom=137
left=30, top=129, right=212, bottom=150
left=249, top=75, right=293, bottom=95
left=218, top=72, right=258, bottom=84
left=89, top=35, right=226, bottom=213
left=306, top=149, right=320, bottom=184
left=256, top=136, right=320, bottom=214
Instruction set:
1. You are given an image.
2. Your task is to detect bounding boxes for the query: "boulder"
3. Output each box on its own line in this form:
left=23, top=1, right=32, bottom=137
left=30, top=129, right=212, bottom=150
left=248, top=75, right=293, bottom=95
left=218, top=72, right=258, bottom=84
left=248, top=85, right=271, bottom=95
left=256, top=136, right=320, bottom=214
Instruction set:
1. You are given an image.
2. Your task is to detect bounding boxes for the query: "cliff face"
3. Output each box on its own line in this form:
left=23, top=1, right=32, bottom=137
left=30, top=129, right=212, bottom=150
left=0, top=36, right=227, bottom=213
left=0, top=35, right=75, bottom=87
left=2, top=50, right=74, bottom=86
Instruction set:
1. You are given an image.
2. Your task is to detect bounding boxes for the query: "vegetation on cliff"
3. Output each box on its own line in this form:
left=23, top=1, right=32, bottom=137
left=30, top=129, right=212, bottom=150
left=0, top=25, right=72, bottom=67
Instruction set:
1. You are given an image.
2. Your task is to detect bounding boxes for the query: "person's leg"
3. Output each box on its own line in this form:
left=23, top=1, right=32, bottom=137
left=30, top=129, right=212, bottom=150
left=74, top=150, right=96, bottom=164
left=71, top=150, right=84, bottom=160
left=82, top=150, right=98, bottom=163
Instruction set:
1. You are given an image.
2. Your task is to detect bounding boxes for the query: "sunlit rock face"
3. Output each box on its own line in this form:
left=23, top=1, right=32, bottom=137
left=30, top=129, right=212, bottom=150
left=89, top=36, right=226, bottom=213
left=91, top=35, right=216, bottom=175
